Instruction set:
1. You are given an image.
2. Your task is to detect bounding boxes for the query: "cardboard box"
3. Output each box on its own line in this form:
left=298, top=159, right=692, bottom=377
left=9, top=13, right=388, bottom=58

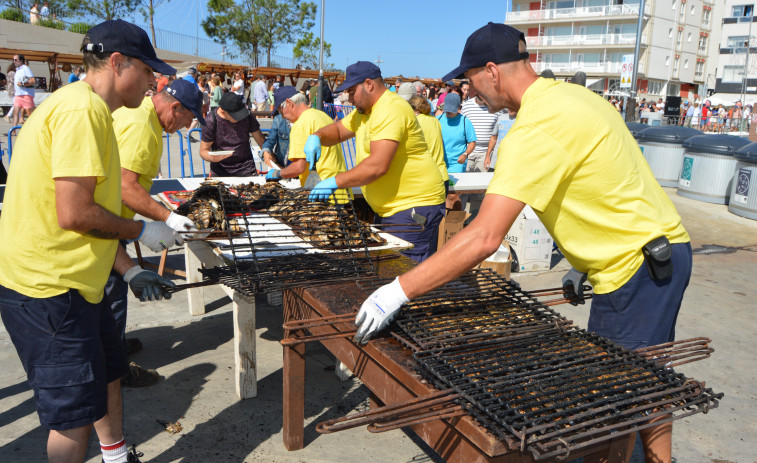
left=478, top=257, right=512, bottom=280
left=437, top=210, right=471, bottom=249
left=504, top=206, right=554, bottom=272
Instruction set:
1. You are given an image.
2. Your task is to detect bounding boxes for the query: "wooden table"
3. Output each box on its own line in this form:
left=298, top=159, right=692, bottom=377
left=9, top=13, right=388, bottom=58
left=281, top=254, right=633, bottom=462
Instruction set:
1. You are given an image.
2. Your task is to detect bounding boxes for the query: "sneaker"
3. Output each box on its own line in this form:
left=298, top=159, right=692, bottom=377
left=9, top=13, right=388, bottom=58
left=126, top=338, right=143, bottom=356
left=127, top=445, right=143, bottom=463
left=121, top=362, right=160, bottom=388
left=189, top=135, right=199, bottom=143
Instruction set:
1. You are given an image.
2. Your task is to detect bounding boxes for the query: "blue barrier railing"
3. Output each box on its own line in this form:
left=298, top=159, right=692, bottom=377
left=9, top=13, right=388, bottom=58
left=161, top=131, right=173, bottom=179
left=6, top=126, right=22, bottom=163
left=185, top=128, right=205, bottom=178
left=324, top=104, right=357, bottom=169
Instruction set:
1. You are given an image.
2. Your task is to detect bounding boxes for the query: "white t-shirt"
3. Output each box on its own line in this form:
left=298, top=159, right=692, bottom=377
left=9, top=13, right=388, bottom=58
left=14, top=65, right=35, bottom=97
left=233, top=79, right=244, bottom=96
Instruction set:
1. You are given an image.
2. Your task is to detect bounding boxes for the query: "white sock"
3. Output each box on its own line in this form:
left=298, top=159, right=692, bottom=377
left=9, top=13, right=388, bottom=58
left=101, top=437, right=128, bottom=463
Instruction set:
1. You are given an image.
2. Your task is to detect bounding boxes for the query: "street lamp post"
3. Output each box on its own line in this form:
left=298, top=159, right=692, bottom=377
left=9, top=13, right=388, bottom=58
left=316, top=0, right=325, bottom=111
left=625, top=0, right=647, bottom=122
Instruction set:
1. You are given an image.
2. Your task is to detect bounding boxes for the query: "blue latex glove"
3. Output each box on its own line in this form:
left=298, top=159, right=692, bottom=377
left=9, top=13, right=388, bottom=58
left=265, top=169, right=281, bottom=180
left=304, top=134, right=321, bottom=171
left=308, top=176, right=338, bottom=202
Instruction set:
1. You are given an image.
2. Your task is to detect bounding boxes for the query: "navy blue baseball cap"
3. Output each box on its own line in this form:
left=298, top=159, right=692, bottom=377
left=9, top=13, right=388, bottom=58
left=165, top=79, right=206, bottom=125
left=335, top=61, right=382, bottom=93
left=442, top=22, right=529, bottom=82
left=272, top=86, right=299, bottom=117
left=85, top=19, right=176, bottom=76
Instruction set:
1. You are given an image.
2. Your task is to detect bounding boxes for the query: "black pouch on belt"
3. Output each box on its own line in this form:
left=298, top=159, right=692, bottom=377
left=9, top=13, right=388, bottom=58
left=642, top=236, right=673, bottom=280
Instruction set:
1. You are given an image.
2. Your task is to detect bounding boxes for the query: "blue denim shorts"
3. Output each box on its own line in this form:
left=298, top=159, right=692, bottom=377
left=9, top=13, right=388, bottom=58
left=588, top=242, right=693, bottom=350
left=0, top=285, right=129, bottom=430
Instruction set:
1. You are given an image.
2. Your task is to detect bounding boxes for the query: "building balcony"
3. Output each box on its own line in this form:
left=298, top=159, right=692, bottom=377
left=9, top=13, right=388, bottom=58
left=694, top=71, right=704, bottom=82
left=525, top=33, right=646, bottom=49
left=507, top=3, right=649, bottom=24
left=530, top=60, right=646, bottom=76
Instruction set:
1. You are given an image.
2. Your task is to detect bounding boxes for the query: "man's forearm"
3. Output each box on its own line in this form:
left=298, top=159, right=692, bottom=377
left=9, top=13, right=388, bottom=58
left=112, top=243, right=137, bottom=276
left=76, top=203, right=143, bottom=240
left=280, top=159, right=306, bottom=179
left=314, top=120, right=353, bottom=147
left=122, top=180, right=170, bottom=222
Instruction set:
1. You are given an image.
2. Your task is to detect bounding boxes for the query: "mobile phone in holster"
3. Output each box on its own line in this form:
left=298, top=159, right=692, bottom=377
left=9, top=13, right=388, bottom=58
left=642, top=236, right=673, bottom=281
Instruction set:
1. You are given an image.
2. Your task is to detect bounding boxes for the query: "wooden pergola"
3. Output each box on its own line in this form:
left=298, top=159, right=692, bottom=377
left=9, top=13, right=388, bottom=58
left=196, top=63, right=345, bottom=88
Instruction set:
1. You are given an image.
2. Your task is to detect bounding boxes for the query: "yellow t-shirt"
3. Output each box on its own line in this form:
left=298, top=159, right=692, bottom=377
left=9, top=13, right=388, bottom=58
left=113, top=96, right=163, bottom=219
left=340, top=90, right=445, bottom=216
left=487, top=78, right=689, bottom=294
left=0, top=81, right=121, bottom=303
left=288, top=108, right=349, bottom=201
left=415, top=113, right=448, bottom=182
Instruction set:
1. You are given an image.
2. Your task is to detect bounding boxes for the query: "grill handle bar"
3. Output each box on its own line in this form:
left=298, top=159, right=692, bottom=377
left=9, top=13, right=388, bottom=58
left=281, top=313, right=358, bottom=346
left=366, top=406, right=466, bottom=433
left=280, top=330, right=357, bottom=346
left=635, top=337, right=714, bottom=367
left=316, top=389, right=460, bottom=434
left=164, top=279, right=220, bottom=293
left=524, top=285, right=593, bottom=306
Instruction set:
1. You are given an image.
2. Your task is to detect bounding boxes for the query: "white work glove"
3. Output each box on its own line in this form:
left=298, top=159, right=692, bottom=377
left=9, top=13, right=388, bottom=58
left=138, top=220, right=183, bottom=252
left=562, top=267, right=588, bottom=306
left=166, top=212, right=198, bottom=233
left=124, top=266, right=175, bottom=302
left=354, top=277, right=409, bottom=345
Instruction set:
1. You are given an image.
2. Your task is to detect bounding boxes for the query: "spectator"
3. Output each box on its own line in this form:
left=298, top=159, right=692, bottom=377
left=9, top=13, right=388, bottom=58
left=68, top=65, right=84, bottom=84
left=273, top=74, right=283, bottom=91
left=29, top=2, right=39, bottom=24
left=0, top=19, right=179, bottom=463
left=397, top=82, right=416, bottom=102
left=260, top=90, right=292, bottom=170
left=183, top=67, right=197, bottom=85
left=436, top=92, right=476, bottom=210
left=3, top=62, right=15, bottom=123
left=461, top=91, right=498, bottom=173
left=40, top=1, right=50, bottom=18
left=155, top=72, right=169, bottom=92
left=307, top=79, right=318, bottom=107
left=208, top=75, right=222, bottom=113
left=186, top=75, right=210, bottom=141
left=199, top=92, right=266, bottom=176
left=408, top=94, right=448, bottom=193
left=684, top=101, right=695, bottom=127
left=0, top=64, right=6, bottom=89
left=487, top=110, right=517, bottom=171
left=253, top=74, right=268, bottom=111
left=231, top=71, right=244, bottom=97
left=12, top=54, right=36, bottom=126
left=265, top=86, right=349, bottom=196
left=459, top=81, right=470, bottom=100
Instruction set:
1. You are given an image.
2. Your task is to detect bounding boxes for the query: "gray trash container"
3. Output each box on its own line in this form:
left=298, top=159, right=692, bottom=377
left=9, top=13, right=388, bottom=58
left=626, top=122, right=649, bottom=139
left=729, top=142, right=757, bottom=220
left=677, top=134, right=751, bottom=204
left=636, top=126, right=703, bottom=187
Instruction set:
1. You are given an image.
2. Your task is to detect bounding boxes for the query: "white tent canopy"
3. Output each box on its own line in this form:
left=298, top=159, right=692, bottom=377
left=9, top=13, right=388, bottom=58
left=703, top=93, right=751, bottom=106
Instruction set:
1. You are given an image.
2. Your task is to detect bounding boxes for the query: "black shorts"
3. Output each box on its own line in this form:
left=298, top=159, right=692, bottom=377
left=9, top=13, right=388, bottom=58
left=0, top=285, right=129, bottom=430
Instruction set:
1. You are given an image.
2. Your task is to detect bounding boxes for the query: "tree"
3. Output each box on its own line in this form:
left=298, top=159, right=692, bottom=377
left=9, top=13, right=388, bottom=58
left=293, top=31, right=331, bottom=70
left=138, top=0, right=171, bottom=45
left=203, top=0, right=265, bottom=67
left=257, top=0, right=316, bottom=67
left=67, top=0, right=139, bottom=22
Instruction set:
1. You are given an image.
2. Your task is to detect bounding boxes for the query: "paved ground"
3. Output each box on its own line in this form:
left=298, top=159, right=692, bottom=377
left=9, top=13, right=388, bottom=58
left=0, top=114, right=755, bottom=462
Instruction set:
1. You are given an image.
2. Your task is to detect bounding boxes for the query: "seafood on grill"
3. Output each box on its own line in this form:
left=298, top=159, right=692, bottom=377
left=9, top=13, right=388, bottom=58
left=175, top=183, right=242, bottom=232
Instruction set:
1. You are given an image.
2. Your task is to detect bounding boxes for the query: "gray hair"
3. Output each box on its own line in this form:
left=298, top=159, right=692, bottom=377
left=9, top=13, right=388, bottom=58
left=289, top=92, right=308, bottom=106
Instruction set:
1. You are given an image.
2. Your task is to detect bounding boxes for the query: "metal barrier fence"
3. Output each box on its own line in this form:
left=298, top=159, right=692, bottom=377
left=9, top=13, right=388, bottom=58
left=324, top=104, right=358, bottom=169
left=638, top=114, right=752, bottom=134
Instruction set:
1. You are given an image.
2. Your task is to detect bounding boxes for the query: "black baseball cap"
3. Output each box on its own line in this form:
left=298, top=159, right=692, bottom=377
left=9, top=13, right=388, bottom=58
left=442, top=22, right=529, bottom=82
left=272, top=86, right=299, bottom=117
left=165, top=79, right=206, bottom=125
left=85, top=19, right=176, bottom=75
left=219, top=92, right=250, bottom=121
left=335, top=61, right=382, bottom=93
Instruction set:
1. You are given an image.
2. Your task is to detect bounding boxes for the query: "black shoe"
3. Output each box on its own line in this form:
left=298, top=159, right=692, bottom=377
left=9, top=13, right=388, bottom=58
left=126, top=338, right=143, bottom=356
left=127, top=445, right=143, bottom=463
left=189, top=135, right=199, bottom=143
left=121, top=362, right=160, bottom=388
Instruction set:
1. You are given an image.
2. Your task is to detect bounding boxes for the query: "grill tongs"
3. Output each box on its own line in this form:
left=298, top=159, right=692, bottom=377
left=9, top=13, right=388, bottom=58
left=313, top=337, right=716, bottom=435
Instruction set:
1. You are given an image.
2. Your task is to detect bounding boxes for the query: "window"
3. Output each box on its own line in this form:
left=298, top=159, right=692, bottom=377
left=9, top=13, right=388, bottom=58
left=688, top=32, right=693, bottom=42
left=679, top=4, right=686, bottom=21
left=727, top=35, right=750, bottom=48
left=685, top=59, right=689, bottom=68
left=666, top=56, right=671, bottom=66
left=669, top=27, right=674, bottom=38
left=698, top=35, right=708, bottom=51
left=667, top=83, right=680, bottom=97
left=676, top=30, right=683, bottom=47
left=691, top=5, right=695, bottom=15
left=674, top=56, right=680, bottom=71
left=648, top=80, right=664, bottom=94
left=723, top=65, right=745, bottom=82
left=732, top=5, right=754, bottom=17
left=695, top=61, right=705, bottom=76
left=703, top=8, right=711, bottom=26
left=672, top=0, right=676, bottom=10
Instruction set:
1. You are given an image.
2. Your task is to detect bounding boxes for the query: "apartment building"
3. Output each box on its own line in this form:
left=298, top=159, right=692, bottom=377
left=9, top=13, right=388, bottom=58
left=506, top=0, right=724, bottom=102
left=714, top=2, right=757, bottom=102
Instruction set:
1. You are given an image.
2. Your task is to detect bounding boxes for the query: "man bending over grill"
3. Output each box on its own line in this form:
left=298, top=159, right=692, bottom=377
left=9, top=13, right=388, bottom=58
left=355, top=23, right=691, bottom=463
left=266, top=85, right=350, bottom=201
left=110, top=78, right=206, bottom=387
left=304, top=61, right=446, bottom=262
left=0, top=20, right=180, bottom=463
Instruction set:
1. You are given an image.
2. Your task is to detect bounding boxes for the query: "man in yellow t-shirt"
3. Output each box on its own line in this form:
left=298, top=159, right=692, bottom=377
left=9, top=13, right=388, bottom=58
left=0, top=20, right=181, bottom=463
left=354, top=23, right=691, bottom=463
left=265, top=86, right=349, bottom=202
left=109, top=78, right=205, bottom=387
left=303, top=61, right=446, bottom=262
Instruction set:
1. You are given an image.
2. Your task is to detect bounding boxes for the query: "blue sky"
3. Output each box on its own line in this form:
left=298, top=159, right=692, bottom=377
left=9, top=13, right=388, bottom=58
left=152, top=0, right=512, bottom=78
